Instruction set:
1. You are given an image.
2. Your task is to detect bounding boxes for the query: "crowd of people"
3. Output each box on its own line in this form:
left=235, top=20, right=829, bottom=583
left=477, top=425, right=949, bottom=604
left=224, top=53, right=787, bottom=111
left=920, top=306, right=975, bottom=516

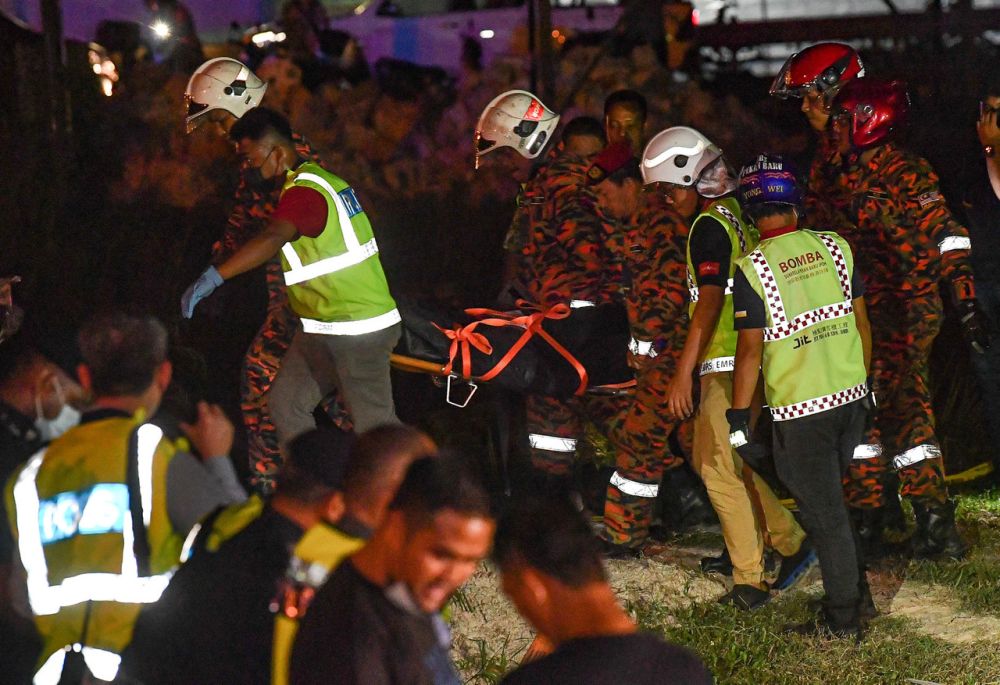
left=2, top=6, right=1000, bottom=681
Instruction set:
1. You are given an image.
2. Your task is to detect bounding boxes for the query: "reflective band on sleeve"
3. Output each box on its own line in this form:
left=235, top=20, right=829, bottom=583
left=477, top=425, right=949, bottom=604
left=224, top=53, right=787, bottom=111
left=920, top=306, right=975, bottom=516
left=300, top=308, right=401, bottom=336
left=628, top=337, right=656, bottom=358
left=699, top=356, right=734, bottom=375
left=569, top=300, right=596, bottom=309
left=610, top=472, right=659, bottom=498
left=282, top=238, right=379, bottom=286
left=528, top=434, right=577, bottom=453
left=769, top=382, right=868, bottom=421
left=688, top=279, right=734, bottom=303
left=853, top=443, right=883, bottom=460
left=892, top=444, right=942, bottom=469
left=938, top=236, right=972, bottom=253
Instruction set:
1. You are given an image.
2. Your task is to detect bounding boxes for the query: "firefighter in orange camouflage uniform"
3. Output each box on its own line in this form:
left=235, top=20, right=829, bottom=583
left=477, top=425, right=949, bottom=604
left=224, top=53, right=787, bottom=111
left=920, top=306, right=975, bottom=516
left=477, top=92, right=627, bottom=542
left=184, top=58, right=350, bottom=494
left=829, top=79, right=990, bottom=559
left=589, top=143, right=693, bottom=552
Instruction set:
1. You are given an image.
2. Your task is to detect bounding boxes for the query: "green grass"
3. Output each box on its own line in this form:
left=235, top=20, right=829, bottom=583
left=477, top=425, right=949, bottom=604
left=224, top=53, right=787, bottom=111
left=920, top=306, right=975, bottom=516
left=656, top=599, right=1000, bottom=685
left=455, top=490, right=1000, bottom=685
left=904, top=488, right=1000, bottom=616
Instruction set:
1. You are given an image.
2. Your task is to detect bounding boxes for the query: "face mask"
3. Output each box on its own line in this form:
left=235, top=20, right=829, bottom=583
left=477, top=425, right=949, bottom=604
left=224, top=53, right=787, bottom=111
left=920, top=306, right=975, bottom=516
left=35, top=376, right=81, bottom=442
left=244, top=146, right=278, bottom=190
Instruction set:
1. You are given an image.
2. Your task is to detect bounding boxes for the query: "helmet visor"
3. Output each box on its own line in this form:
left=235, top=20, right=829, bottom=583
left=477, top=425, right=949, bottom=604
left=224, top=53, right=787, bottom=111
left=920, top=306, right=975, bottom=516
left=184, top=93, right=210, bottom=133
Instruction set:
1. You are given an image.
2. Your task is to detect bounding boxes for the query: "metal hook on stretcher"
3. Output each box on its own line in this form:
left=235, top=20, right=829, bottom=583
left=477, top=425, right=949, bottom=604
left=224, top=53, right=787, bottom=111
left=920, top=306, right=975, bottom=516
left=446, top=374, right=478, bottom=408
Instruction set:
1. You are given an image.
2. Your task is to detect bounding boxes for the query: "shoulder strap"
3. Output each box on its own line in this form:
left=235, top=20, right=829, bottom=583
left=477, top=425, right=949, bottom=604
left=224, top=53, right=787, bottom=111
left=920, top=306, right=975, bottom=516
left=126, top=425, right=152, bottom=577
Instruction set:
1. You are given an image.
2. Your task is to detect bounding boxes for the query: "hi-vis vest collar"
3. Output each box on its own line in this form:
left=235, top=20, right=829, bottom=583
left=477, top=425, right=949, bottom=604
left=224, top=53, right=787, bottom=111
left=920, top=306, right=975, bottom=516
left=13, top=423, right=173, bottom=618
left=748, top=232, right=866, bottom=421
left=281, top=171, right=379, bottom=287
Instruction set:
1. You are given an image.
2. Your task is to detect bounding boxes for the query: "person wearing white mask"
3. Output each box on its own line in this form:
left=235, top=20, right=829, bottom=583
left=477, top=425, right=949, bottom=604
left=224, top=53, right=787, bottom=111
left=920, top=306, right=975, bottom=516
left=0, top=330, right=85, bottom=684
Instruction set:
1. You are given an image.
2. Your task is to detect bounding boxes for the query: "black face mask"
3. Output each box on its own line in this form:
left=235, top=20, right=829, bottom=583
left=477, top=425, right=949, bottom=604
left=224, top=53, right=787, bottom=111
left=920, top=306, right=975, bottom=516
left=244, top=146, right=278, bottom=190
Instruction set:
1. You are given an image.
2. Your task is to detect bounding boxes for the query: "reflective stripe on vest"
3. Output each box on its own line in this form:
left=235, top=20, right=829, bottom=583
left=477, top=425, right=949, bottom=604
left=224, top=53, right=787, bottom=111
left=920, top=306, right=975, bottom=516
left=528, top=434, right=577, bottom=453
left=610, top=472, right=659, bottom=498
left=688, top=278, right=734, bottom=303
left=629, top=337, right=656, bottom=358
left=699, top=357, right=734, bottom=375
left=938, top=236, right=971, bottom=253
left=281, top=172, right=379, bottom=286
left=748, top=233, right=853, bottom=342
left=13, top=424, right=173, bottom=617
left=892, top=443, right=942, bottom=469
left=300, top=308, right=401, bottom=336
left=768, top=381, right=868, bottom=421
left=35, top=645, right=122, bottom=685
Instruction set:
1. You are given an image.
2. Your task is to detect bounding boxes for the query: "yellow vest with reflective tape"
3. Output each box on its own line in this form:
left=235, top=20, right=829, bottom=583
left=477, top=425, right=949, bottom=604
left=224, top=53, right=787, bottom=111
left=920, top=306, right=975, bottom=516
left=685, top=197, right=758, bottom=375
left=3, top=413, right=182, bottom=682
left=271, top=523, right=365, bottom=685
left=280, top=163, right=400, bottom=335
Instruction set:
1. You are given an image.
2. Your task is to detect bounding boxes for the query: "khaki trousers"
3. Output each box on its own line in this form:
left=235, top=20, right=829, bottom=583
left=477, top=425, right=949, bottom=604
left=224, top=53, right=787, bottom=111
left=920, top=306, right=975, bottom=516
left=691, top=372, right=805, bottom=586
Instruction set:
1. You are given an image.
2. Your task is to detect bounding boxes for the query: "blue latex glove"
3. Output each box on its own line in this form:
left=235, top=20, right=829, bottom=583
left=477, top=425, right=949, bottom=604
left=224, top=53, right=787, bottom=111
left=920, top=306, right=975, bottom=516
left=181, top=266, right=224, bottom=319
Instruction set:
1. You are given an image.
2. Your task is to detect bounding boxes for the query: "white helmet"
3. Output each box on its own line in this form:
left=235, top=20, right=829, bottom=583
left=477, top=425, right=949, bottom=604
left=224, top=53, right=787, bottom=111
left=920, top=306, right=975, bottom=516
left=184, top=58, right=268, bottom=133
left=474, top=89, right=560, bottom=168
left=640, top=126, right=722, bottom=187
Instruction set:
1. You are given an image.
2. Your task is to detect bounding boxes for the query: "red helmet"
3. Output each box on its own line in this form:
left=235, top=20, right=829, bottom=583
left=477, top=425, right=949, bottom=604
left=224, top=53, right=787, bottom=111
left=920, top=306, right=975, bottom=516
left=770, top=42, right=865, bottom=101
left=832, top=79, right=910, bottom=150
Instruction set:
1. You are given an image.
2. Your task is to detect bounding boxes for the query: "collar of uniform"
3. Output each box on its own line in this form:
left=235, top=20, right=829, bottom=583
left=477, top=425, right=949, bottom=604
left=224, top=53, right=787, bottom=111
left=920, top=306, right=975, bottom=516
left=759, top=224, right=798, bottom=240
left=334, top=514, right=374, bottom=541
left=79, top=407, right=134, bottom=425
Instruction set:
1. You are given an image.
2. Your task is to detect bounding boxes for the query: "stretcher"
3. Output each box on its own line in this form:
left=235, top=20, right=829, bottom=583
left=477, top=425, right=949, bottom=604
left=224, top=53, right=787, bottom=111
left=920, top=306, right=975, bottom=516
left=390, top=299, right=636, bottom=407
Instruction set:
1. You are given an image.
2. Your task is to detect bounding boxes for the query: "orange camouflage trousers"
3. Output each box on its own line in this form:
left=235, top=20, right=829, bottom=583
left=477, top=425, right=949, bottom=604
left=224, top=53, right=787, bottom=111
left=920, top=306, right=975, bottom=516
left=526, top=367, right=685, bottom=546
left=243, top=303, right=352, bottom=494
left=843, top=295, right=949, bottom=508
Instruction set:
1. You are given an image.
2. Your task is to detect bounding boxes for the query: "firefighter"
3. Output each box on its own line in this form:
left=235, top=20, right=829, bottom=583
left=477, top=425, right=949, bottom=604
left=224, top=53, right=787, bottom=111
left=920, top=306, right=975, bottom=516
left=185, top=58, right=351, bottom=493
left=770, top=42, right=866, bottom=236
left=498, top=114, right=606, bottom=305
left=730, top=154, right=873, bottom=638
left=829, top=79, right=989, bottom=559
left=182, top=107, right=402, bottom=449
left=641, top=127, right=811, bottom=607
left=3, top=313, right=246, bottom=684
left=587, top=143, right=691, bottom=551
left=476, top=91, right=624, bottom=515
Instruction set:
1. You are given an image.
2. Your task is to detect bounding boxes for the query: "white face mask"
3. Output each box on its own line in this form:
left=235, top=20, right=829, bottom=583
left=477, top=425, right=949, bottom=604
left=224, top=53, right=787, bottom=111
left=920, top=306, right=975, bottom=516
left=35, top=376, right=82, bottom=442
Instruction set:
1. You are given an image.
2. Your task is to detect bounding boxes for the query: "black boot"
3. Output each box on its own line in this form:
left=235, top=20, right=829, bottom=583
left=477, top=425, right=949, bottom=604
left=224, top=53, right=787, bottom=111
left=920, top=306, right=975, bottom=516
left=849, top=506, right=886, bottom=560
left=912, top=499, right=968, bottom=560
left=658, top=463, right=718, bottom=533
left=881, top=473, right=907, bottom=533
left=700, top=548, right=733, bottom=575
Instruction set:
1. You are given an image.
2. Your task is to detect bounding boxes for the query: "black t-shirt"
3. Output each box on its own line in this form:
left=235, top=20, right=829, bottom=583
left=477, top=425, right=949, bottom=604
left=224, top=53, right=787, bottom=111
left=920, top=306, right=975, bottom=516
left=290, top=561, right=460, bottom=685
left=121, top=507, right=304, bottom=685
left=688, top=216, right=731, bottom=289
left=733, top=244, right=866, bottom=330
left=500, top=633, right=713, bottom=685
left=961, top=161, right=1000, bottom=282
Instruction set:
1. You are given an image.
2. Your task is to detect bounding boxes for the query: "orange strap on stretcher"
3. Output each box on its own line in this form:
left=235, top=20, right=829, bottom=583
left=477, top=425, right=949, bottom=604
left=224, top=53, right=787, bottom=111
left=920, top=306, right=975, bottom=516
left=437, top=300, right=589, bottom=396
